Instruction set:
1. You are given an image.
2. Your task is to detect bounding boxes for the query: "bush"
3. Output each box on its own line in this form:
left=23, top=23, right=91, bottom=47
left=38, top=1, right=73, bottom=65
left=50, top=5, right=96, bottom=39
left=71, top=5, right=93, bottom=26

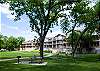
left=44, top=50, right=52, bottom=53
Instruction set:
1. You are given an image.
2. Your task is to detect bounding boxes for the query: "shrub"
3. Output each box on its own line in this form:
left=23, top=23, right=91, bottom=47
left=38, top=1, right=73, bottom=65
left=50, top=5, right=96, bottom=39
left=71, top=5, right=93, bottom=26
left=44, top=50, right=52, bottom=53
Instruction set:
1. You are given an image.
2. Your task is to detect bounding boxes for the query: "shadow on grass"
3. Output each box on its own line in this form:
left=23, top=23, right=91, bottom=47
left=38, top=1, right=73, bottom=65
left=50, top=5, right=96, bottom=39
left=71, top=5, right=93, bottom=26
left=0, top=56, right=100, bottom=71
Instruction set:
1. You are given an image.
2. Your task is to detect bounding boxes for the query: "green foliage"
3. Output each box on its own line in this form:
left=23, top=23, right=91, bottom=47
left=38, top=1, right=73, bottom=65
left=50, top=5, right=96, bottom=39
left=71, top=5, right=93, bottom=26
left=1, top=36, right=8, bottom=49
left=81, top=33, right=94, bottom=45
left=0, top=34, right=25, bottom=51
left=44, top=50, right=51, bottom=53
left=67, top=30, right=98, bottom=53
left=7, top=36, right=18, bottom=51
left=0, top=34, right=4, bottom=49
left=71, top=0, right=99, bottom=31
left=16, top=37, right=25, bottom=49
left=0, top=34, right=8, bottom=49
left=95, top=1, right=100, bottom=19
left=67, top=30, right=80, bottom=46
left=61, top=1, right=96, bottom=35
left=61, top=0, right=99, bottom=56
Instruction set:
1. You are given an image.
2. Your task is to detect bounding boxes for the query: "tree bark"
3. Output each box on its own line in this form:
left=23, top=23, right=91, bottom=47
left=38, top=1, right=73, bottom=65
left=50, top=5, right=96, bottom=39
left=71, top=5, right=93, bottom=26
left=71, top=22, right=77, bottom=57
left=39, top=37, right=44, bottom=60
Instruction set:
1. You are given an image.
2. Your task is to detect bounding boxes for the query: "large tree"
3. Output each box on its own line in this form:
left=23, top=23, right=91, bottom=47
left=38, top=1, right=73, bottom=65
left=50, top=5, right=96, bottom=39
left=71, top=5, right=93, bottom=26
left=61, top=0, right=99, bottom=56
left=67, top=30, right=98, bottom=54
left=6, top=36, right=18, bottom=51
left=2, top=36, right=8, bottom=49
left=67, top=30, right=80, bottom=47
left=6, top=36, right=25, bottom=51
left=72, top=1, right=99, bottom=56
left=0, top=0, right=81, bottom=59
left=0, top=34, right=4, bottom=49
left=95, top=0, right=100, bottom=35
left=0, top=34, right=8, bottom=49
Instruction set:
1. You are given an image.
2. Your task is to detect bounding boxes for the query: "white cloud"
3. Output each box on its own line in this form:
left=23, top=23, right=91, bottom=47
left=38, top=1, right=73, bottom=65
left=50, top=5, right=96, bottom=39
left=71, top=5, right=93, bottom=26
left=0, top=3, right=15, bottom=20
left=46, top=31, right=65, bottom=38
left=18, top=29, right=38, bottom=41
left=88, top=2, right=96, bottom=7
left=75, top=24, right=85, bottom=31
left=21, top=28, right=64, bottom=41
left=0, top=24, right=1, bottom=32
left=1, top=23, right=18, bottom=30
left=0, top=5, right=1, bottom=32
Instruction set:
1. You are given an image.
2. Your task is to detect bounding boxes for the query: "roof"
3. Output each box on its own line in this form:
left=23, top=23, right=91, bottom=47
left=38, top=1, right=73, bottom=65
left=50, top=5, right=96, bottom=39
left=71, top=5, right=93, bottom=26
left=54, top=34, right=66, bottom=38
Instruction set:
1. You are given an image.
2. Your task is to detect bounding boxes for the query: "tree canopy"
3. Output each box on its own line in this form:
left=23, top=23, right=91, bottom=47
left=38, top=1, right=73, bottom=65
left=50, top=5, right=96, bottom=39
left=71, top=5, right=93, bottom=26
left=67, top=30, right=98, bottom=53
left=61, top=0, right=100, bottom=56
left=95, top=0, right=100, bottom=19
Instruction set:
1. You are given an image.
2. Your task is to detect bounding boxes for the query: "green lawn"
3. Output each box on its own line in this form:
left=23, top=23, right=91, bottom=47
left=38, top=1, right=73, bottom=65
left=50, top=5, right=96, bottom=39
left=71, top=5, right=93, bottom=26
left=0, top=51, right=48, bottom=59
left=0, top=54, right=100, bottom=71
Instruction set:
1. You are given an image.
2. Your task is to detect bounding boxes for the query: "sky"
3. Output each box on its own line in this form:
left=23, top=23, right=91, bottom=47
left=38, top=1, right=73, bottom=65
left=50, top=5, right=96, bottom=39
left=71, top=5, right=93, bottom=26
left=0, top=1, right=96, bottom=41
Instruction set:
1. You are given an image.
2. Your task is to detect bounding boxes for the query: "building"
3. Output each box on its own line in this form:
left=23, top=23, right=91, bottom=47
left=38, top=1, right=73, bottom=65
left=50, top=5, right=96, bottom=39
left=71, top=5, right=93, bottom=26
left=44, top=34, right=71, bottom=53
left=44, top=34, right=67, bottom=48
left=94, top=26, right=100, bottom=53
left=20, top=34, right=71, bottom=53
left=20, top=40, right=39, bottom=51
left=20, top=33, right=100, bottom=54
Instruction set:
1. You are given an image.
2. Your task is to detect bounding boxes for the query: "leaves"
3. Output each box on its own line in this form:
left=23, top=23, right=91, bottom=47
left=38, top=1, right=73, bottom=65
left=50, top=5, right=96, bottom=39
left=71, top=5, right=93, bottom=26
left=67, top=30, right=80, bottom=46
left=0, top=33, right=25, bottom=51
left=95, top=1, right=100, bottom=19
left=68, top=30, right=98, bottom=49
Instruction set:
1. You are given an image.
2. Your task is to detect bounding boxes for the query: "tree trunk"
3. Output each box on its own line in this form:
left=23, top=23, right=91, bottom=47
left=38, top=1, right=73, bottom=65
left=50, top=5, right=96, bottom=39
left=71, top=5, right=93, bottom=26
left=71, top=23, right=77, bottom=57
left=40, top=42, right=44, bottom=59
left=71, top=29, right=74, bottom=57
left=39, top=37, right=44, bottom=60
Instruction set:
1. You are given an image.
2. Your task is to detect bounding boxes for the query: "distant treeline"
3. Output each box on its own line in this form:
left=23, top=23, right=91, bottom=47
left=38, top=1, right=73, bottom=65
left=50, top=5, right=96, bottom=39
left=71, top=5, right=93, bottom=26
left=0, top=34, right=25, bottom=51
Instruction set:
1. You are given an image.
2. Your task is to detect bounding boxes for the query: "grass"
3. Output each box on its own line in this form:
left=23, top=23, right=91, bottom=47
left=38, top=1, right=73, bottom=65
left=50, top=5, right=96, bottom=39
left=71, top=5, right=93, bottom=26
left=0, top=51, right=49, bottom=59
left=0, top=54, right=100, bottom=71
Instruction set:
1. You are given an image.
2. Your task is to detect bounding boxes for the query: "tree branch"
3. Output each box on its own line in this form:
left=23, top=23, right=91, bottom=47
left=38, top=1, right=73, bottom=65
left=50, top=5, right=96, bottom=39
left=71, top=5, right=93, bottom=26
left=46, top=0, right=52, bottom=19
left=43, top=0, right=52, bottom=34
left=72, top=26, right=89, bottom=56
left=28, top=14, right=41, bottom=36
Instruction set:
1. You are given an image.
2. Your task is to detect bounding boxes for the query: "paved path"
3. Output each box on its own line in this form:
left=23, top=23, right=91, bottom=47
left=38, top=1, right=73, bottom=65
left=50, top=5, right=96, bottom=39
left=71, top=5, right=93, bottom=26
left=0, top=53, right=54, bottom=62
left=44, top=53, right=53, bottom=57
left=0, top=58, right=17, bottom=61
left=0, top=57, right=28, bottom=61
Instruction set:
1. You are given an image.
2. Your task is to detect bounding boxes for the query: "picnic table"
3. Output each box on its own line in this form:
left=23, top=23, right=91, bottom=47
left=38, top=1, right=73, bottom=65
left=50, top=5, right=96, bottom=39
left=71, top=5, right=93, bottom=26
left=16, top=55, right=43, bottom=64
